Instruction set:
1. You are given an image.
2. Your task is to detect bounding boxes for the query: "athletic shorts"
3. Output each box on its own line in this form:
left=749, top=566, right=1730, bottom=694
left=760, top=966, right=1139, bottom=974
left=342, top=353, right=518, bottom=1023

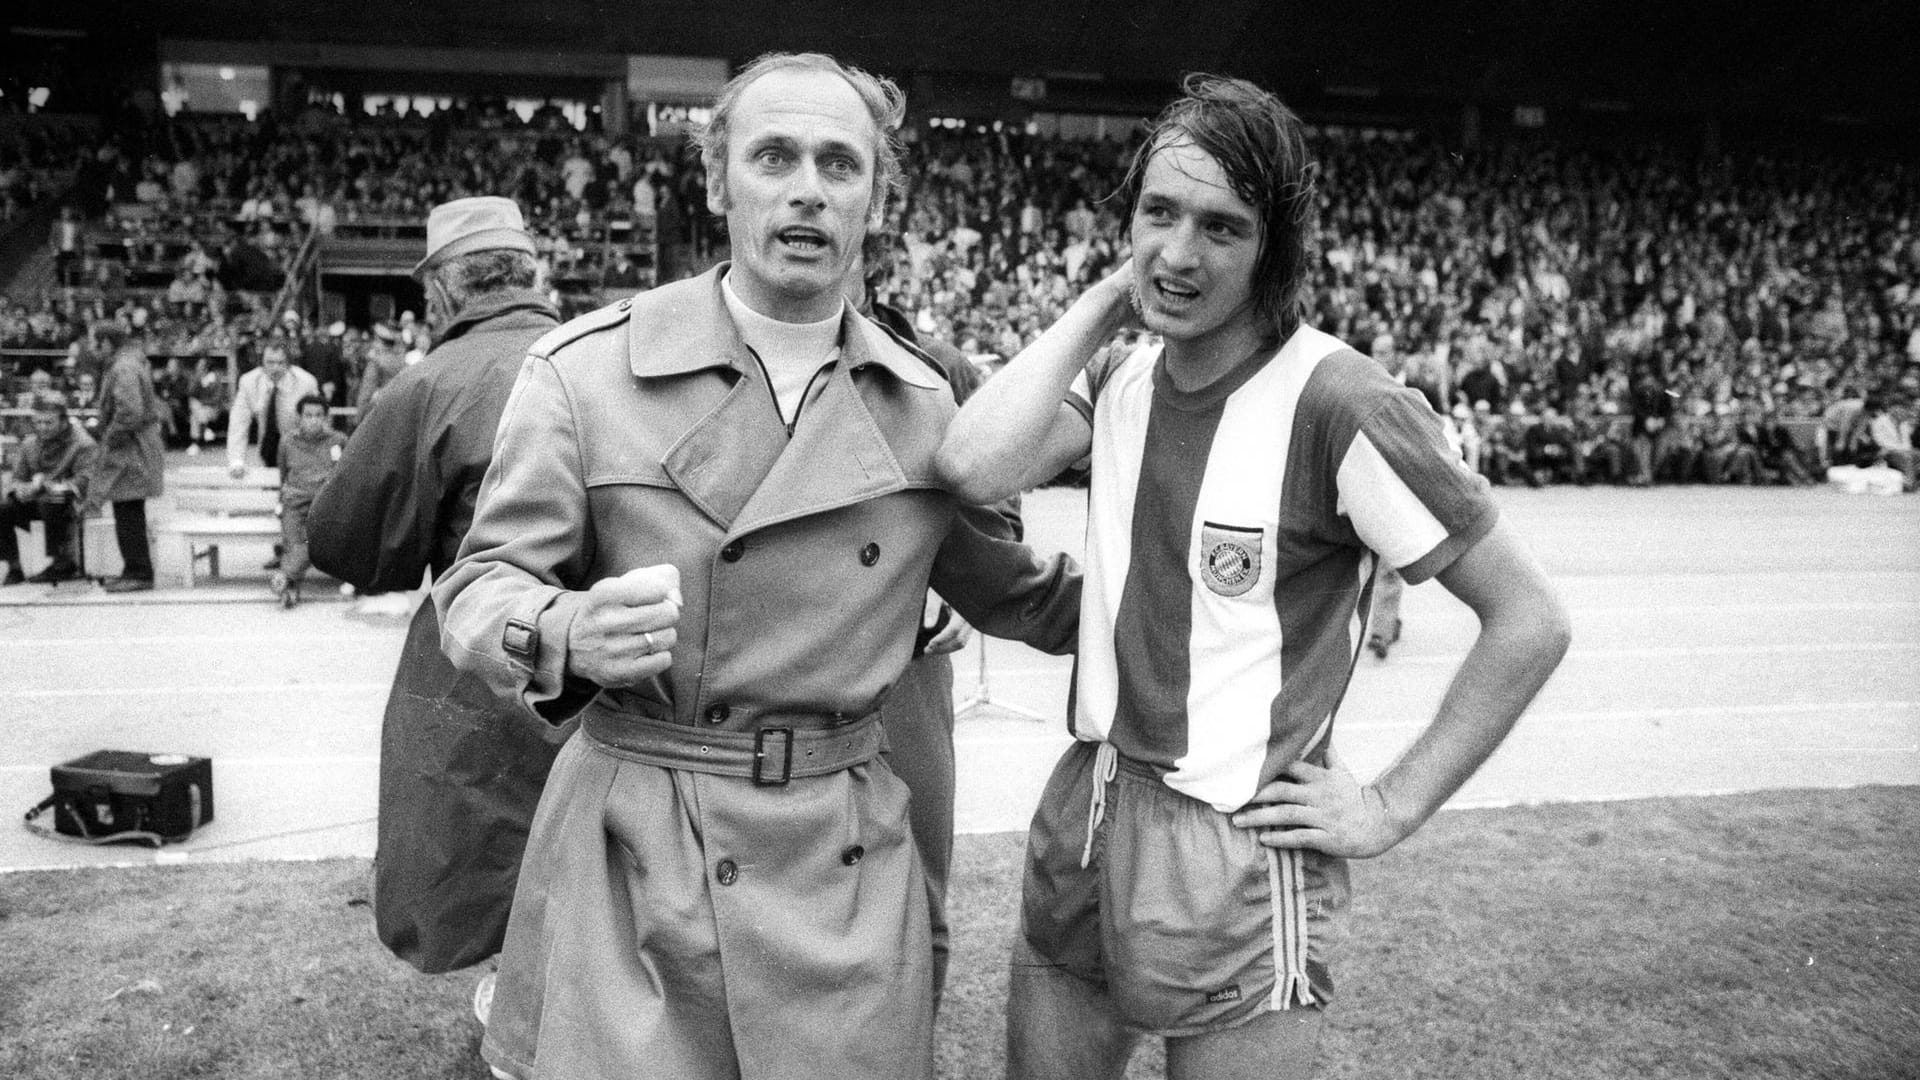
left=1021, top=739, right=1351, bottom=1037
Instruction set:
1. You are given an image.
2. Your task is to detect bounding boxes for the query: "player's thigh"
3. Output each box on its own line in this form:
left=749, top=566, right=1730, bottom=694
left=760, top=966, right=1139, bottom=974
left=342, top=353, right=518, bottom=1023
left=1006, top=933, right=1137, bottom=1080
left=1165, top=1005, right=1325, bottom=1080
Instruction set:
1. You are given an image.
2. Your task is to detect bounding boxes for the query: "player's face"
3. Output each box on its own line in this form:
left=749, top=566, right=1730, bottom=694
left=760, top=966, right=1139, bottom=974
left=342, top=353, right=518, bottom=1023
left=709, top=68, right=877, bottom=323
left=1129, top=138, right=1265, bottom=360
left=30, top=412, right=61, bottom=441
left=297, top=405, right=328, bottom=437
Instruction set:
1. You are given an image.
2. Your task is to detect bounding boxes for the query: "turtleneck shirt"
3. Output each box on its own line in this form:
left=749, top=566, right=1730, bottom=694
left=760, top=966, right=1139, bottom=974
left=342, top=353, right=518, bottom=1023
left=721, top=273, right=843, bottom=429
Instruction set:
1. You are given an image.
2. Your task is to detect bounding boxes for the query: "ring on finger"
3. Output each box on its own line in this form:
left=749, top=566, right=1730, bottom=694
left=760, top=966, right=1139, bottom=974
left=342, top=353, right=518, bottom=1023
left=641, top=630, right=657, bottom=653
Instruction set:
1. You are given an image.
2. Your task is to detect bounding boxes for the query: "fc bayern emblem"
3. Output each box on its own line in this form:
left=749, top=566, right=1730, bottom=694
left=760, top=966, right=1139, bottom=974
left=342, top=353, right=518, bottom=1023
left=1199, top=522, right=1263, bottom=597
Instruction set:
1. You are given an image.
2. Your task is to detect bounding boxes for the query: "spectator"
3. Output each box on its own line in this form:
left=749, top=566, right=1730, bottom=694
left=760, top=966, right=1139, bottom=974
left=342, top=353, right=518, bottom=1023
left=303, top=321, right=350, bottom=410
left=1866, top=396, right=1918, bottom=491
left=227, top=340, right=319, bottom=475
left=0, top=397, right=97, bottom=585
left=354, top=322, right=407, bottom=418
left=310, top=194, right=565, bottom=975
left=269, top=394, right=346, bottom=608
left=88, top=336, right=165, bottom=593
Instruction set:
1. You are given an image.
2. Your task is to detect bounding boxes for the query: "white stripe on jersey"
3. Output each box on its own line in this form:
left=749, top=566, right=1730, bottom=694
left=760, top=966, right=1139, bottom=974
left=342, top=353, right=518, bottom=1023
left=1072, top=356, right=1148, bottom=744
left=1337, top=431, right=1456, bottom=571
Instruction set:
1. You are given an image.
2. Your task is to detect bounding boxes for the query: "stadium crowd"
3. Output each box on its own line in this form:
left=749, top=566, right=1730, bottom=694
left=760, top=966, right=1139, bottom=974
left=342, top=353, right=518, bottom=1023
left=5, top=107, right=1918, bottom=493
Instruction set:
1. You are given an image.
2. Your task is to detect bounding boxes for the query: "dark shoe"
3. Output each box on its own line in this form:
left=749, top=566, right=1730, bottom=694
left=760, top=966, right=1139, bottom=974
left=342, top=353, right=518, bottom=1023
left=27, top=562, right=82, bottom=584
left=101, top=576, right=154, bottom=594
left=2, top=566, right=23, bottom=587
left=280, top=582, right=301, bottom=609
left=262, top=556, right=282, bottom=570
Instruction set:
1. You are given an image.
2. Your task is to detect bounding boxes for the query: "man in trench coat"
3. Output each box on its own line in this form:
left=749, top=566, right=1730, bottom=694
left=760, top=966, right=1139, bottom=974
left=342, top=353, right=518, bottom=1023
left=435, top=53, right=1079, bottom=1080
left=90, top=333, right=165, bottom=592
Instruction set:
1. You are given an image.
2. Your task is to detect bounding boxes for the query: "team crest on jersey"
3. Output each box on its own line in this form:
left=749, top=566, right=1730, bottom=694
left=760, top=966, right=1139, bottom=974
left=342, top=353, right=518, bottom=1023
left=1199, top=522, right=1263, bottom=597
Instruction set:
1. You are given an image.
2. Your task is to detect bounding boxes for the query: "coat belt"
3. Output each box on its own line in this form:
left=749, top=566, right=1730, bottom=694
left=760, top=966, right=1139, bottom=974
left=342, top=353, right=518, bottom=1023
left=580, top=708, right=884, bottom=785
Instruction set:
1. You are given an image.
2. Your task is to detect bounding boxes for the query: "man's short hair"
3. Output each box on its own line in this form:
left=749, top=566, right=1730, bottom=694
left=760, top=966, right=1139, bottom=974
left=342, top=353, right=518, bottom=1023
left=699, top=52, right=907, bottom=215
left=424, top=248, right=541, bottom=313
left=296, top=393, right=329, bottom=415
left=1117, top=73, right=1319, bottom=334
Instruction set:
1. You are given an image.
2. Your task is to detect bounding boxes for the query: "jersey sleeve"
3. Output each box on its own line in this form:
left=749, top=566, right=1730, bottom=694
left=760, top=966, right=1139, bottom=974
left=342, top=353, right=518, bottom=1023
left=1335, top=386, right=1498, bottom=584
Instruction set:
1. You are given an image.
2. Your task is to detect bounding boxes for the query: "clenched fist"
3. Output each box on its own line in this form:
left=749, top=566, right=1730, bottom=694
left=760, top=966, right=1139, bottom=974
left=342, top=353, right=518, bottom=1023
left=565, top=564, right=683, bottom=689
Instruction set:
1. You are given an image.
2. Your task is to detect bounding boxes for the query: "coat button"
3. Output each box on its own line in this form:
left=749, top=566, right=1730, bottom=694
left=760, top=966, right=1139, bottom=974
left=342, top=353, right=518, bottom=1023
left=859, top=542, right=880, bottom=566
left=721, top=540, right=745, bottom=562
left=716, top=859, right=738, bottom=886
left=706, top=703, right=731, bottom=723
left=841, top=845, right=864, bottom=866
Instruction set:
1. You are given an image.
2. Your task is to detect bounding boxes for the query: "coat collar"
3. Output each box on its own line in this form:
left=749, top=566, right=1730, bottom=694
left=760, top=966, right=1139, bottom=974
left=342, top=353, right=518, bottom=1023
left=633, top=265, right=944, bottom=536
left=626, top=264, right=943, bottom=390
left=434, top=288, right=560, bottom=348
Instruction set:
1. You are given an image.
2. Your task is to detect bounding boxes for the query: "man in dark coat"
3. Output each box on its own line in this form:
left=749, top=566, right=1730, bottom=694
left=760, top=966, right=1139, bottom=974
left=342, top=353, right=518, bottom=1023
left=309, top=196, right=564, bottom=975
left=90, top=333, right=166, bottom=592
left=1, top=397, right=98, bottom=585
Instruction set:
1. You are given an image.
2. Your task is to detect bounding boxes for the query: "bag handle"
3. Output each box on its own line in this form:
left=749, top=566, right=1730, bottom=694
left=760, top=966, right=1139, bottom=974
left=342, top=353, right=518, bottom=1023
left=23, top=791, right=167, bottom=848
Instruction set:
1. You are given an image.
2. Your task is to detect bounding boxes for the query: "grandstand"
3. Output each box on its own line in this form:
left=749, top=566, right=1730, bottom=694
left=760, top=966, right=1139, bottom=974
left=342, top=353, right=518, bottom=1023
left=2, top=1, right=1915, bottom=492
left=0, top=8, right=1916, bottom=1080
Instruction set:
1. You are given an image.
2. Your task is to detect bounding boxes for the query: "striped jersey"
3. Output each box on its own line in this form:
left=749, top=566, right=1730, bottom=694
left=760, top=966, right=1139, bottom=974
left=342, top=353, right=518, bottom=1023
left=1065, top=324, right=1497, bottom=812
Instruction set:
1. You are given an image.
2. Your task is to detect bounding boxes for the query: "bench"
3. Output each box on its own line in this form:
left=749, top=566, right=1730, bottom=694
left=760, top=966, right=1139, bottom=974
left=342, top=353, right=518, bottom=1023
left=162, top=466, right=283, bottom=586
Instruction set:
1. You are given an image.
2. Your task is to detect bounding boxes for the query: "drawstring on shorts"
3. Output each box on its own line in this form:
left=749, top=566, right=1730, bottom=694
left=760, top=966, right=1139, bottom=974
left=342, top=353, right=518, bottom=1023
left=1079, top=741, right=1119, bottom=869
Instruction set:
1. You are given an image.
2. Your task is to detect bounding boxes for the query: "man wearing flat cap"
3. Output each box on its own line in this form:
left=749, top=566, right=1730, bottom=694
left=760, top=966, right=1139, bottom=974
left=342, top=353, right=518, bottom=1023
left=310, top=195, right=567, bottom=978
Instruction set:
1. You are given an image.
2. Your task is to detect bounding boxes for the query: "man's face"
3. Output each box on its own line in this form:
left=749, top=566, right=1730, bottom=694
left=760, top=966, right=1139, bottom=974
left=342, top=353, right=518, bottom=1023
left=297, top=404, right=329, bottom=437
left=708, top=68, right=877, bottom=322
left=1129, top=138, right=1264, bottom=358
left=30, top=411, right=61, bottom=441
left=261, top=351, right=290, bottom=381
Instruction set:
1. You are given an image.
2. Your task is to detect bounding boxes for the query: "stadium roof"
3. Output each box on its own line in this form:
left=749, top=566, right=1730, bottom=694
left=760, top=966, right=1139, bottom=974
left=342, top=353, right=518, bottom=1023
left=16, top=0, right=1920, bottom=127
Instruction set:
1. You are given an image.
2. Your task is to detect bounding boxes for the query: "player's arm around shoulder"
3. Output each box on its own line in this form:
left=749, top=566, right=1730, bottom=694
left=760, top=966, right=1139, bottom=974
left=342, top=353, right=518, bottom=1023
left=934, top=263, right=1136, bottom=503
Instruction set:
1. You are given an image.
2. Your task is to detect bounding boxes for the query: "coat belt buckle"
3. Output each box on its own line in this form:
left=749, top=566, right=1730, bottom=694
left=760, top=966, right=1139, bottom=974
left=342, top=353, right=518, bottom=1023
left=753, top=727, right=793, bottom=786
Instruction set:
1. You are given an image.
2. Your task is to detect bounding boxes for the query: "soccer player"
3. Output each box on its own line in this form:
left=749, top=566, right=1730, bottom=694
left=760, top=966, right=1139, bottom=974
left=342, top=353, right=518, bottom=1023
left=937, top=74, right=1571, bottom=1079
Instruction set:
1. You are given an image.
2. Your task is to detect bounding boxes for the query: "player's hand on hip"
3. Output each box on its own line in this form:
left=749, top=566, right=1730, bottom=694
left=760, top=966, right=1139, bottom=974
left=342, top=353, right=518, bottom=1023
left=1232, top=748, right=1402, bottom=859
left=922, top=609, right=972, bottom=655
left=566, top=563, right=682, bottom=688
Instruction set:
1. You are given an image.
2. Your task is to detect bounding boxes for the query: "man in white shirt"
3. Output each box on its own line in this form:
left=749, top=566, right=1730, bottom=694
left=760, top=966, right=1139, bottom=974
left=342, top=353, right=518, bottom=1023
left=227, top=340, right=319, bottom=476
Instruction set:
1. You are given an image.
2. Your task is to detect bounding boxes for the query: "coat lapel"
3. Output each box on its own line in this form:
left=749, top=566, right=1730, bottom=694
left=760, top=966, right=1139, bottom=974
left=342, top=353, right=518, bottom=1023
left=630, top=266, right=943, bottom=536
left=728, top=350, right=906, bottom=538
left=660, top=360, right=789, bottom=529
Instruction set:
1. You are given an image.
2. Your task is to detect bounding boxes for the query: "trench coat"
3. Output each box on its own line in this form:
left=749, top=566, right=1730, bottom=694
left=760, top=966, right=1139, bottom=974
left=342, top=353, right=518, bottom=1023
left=435, top=267, right=1080, bottom=1080
left=90, top=348, right=166, bottom=504
left=307, top=289, right=563, bottom=974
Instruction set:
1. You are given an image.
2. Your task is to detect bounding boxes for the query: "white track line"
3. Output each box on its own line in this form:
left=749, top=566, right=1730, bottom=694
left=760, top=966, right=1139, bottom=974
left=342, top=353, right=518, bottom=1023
left=8, top=682, right=391, bottom=699
left=957, top=700, right=1918, bottom=742
left=2, top=634, right=394, bottom=649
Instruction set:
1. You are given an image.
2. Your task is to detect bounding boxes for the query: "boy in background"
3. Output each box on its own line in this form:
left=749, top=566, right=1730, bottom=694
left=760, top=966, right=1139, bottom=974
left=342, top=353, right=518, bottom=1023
left=270, top=394, right=345, bottom=608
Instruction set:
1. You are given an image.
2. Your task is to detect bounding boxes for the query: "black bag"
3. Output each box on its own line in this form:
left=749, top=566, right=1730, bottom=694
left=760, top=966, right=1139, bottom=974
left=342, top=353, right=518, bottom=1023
left=24, top=751, right=214, bottom=846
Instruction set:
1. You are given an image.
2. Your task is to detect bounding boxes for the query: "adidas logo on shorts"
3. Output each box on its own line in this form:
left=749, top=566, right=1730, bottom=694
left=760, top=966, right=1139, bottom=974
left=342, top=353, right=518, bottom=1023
left=1204, top=985, right=1242, bottom=1004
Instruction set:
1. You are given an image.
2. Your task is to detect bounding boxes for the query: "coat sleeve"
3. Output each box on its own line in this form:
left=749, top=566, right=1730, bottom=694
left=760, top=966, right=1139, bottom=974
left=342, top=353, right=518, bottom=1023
left=308, top=375, right=433, bottom=593
left=928, top=498, right=1080, bottom=656
left=432, top=356, right=599, bottom=724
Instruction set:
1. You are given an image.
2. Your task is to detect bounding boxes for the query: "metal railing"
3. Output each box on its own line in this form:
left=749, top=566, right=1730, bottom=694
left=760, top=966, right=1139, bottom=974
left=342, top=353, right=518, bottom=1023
left=266, top=228, right=321, bottom=329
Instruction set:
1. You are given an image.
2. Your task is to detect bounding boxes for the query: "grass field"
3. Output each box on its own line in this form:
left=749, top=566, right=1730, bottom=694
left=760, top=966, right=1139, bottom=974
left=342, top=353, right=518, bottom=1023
left=3, top=786, right=1914, bottom=1080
